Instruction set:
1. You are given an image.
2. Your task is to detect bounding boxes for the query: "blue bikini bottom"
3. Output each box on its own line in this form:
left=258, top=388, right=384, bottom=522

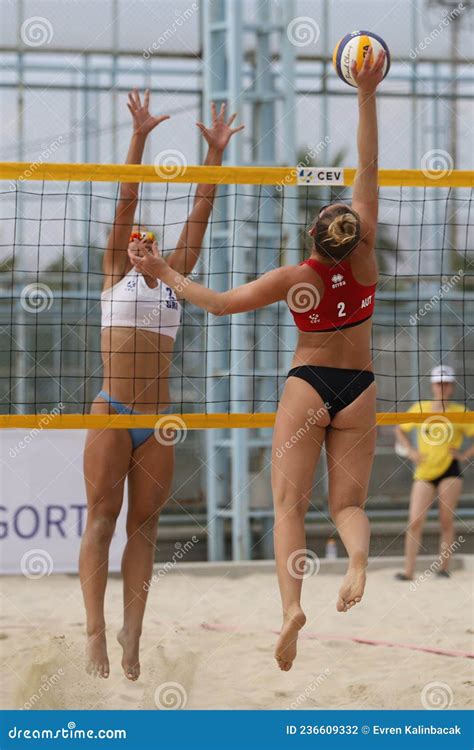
left=97, top=390, right=170, bottom=450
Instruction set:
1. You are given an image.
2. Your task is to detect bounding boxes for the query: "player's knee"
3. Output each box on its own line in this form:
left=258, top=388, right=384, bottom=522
left=408, top=515, right=424, bottom=534
left=330, top=500, right=366, bottom=524
left=127, top=511, right=159, bottom=545
left=273, top=483, right=308, bottom=515
left=87, top=513, right=118, bottom=545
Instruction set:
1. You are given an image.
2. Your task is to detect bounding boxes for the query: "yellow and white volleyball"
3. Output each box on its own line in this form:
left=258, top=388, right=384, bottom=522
left=333, top=30, right=390, bottom=88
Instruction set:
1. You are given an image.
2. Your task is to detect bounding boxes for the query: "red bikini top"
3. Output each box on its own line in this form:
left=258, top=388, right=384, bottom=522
left=289, top=257, right=376, bottom=333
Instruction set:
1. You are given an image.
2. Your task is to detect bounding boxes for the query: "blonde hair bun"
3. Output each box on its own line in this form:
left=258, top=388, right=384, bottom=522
left=326, top=213, right=359, bottom=247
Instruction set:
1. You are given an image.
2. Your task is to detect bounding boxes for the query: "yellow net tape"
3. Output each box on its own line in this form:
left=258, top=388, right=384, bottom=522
left=1, top=162, right=474, bottom=187
left=0, top=413, right=473, bottom=430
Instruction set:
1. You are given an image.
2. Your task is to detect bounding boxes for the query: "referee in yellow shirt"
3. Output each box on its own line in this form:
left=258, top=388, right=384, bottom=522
left=395, top=366, right=474, bottom=580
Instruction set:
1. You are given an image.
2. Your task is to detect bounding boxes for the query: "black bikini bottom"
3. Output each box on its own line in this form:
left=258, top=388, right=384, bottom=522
left=287, top=365, right=375, bottom=419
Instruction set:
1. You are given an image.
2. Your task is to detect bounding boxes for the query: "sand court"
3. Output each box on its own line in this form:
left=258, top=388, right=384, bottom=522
left=1, top=561, right=472, bottom=711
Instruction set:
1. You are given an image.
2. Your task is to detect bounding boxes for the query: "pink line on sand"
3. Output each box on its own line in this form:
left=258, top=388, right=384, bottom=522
left=201, top=622, right=473, bottom=659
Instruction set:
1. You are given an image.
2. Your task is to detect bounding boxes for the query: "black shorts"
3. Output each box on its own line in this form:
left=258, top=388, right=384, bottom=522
left=287, top=365, right=375, bottom=419
left=425, top=460, right=462, bottom=488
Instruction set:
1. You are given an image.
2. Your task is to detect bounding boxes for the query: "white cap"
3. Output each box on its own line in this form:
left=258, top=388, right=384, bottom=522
left=430, top=365, right=455, bottom=383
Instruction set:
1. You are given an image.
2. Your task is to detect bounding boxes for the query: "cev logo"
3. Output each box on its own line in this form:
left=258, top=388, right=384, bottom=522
left=297, top=168, right=345, bottom=185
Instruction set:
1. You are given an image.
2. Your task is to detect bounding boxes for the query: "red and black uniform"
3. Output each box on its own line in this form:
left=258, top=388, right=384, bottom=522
left=286, top=257, right=377, bottom=420
left=290, top=258, right=376, bottom=333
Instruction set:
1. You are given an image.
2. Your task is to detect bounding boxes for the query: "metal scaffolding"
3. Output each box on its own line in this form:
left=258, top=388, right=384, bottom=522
left=201, top=0, right=299, bottom=560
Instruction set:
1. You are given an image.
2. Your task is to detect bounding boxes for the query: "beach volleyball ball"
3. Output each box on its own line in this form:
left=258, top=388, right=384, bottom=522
left=333, top=31, right=390, bottom=88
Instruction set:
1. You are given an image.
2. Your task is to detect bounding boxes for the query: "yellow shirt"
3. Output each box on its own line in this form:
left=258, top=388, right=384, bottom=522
left=400, top=402, right=474, bottom=481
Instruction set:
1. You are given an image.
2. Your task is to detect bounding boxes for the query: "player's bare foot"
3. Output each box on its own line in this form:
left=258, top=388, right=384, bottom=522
left=274, top=606, right=306, bottom=672
left=395, top=572, right=413, bottom=581
left=117, top=628, right=141, bottom=681
left=337, top=556, right=367, bottom=612
left=85, top=630, right=110, bottom=678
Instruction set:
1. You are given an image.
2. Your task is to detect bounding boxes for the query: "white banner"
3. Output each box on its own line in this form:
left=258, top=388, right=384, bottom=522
left=0, top=430, right=127, bottom=574
left=297, top=167, right=345, bottom=185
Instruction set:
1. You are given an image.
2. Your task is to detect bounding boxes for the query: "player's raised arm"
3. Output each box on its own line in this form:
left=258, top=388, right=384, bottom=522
left=103, top=89, right=170, bottom=285
left=166, top=103, right=244, bottom=275
left=351, top=49, right=386, bottom=249
left=129, top=239, right=300, bottom=315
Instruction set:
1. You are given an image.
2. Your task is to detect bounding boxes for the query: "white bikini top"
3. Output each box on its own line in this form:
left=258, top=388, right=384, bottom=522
left=101, top=269, right=181, bottom=340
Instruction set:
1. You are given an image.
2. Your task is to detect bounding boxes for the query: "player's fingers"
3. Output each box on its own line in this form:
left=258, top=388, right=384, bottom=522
left=362, top=46, right=373, bottom=71
left=375, top=50, right=386, bottom=70
left=134, top=239, right=147, bottom=255
left=132, top=88, right=141, bottom=107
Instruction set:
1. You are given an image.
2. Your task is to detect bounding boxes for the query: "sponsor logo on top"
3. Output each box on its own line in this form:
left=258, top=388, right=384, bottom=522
left=297, top=167, right=345, bottom=185
left=331, top=273, right=346, bottom=289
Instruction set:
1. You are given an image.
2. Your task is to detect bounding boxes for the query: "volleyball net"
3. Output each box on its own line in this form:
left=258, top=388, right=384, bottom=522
left=1, top=163, right=473, bottom=429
